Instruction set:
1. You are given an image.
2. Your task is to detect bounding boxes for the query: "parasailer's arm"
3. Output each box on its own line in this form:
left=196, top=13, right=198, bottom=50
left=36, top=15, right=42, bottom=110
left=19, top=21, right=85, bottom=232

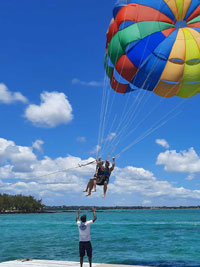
left=95, top=158, right=102, bottom=176
left=110, top=157, right=115, bottom=172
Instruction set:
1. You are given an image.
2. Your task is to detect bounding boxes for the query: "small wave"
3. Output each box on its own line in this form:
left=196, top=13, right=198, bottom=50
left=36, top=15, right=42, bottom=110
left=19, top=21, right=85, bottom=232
left=113, top=259, right=200, bottom=267
left=96, top=221, right=200, bottom=226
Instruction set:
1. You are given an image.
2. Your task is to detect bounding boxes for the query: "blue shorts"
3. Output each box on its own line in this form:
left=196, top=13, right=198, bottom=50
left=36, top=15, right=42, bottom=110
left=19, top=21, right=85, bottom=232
left=79, top=241, right=92, bottom=258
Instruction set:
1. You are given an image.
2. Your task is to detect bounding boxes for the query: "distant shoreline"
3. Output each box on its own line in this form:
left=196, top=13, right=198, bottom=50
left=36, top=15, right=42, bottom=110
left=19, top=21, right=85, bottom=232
left=1, top=206, right=200, bottom=214
left=43, top=205, right=200, bottom=211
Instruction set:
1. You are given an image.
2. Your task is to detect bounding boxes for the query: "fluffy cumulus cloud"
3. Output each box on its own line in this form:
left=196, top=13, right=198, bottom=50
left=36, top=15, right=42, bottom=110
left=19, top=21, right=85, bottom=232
left=24, top=91, right=73, bottom=128
left=0, top=83, right=28, bottom=104
left=109, top=166, right=200, bottom=204
left=0, top=138, right=97, bottom=202
left=156, top=139, right=169, bottom=149
left=0, top=138, right=37, bottom=173
left=1, top=137, right=200, bottom=206
left=72, top=78, right=103, bottom=87
left=156, top=147, right=200, bottom=174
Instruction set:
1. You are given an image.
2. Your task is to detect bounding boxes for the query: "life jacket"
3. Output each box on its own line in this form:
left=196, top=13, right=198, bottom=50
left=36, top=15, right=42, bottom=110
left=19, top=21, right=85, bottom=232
left=104, top=167, right=110, bottom=178
left=96, top=166, right=105, bottom=185
left=97, top=166, right=104, bottom=176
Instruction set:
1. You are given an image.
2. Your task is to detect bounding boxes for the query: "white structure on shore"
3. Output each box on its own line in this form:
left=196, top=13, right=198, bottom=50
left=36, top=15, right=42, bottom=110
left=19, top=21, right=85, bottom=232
left=0, top=260, right=153, bottom=267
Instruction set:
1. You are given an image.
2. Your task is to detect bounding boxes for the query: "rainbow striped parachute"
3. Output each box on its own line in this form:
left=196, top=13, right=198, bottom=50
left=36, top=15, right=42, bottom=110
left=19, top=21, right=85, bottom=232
left=105, top=0, right=200, bottom=98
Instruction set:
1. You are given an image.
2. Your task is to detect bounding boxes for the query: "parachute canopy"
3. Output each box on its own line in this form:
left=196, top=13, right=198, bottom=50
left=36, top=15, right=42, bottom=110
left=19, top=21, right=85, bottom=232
left=105, top=0, right=200, bottom=98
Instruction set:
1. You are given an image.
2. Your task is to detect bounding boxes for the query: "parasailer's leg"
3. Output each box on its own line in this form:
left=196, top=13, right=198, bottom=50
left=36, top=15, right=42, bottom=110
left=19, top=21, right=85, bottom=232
left=86, top=179, right=94, bottom=197
left=83, top=178, right=93, bottom=193
left=92, top=179, right=97, bottom=192
left=103, top=180, right=108, bottom=198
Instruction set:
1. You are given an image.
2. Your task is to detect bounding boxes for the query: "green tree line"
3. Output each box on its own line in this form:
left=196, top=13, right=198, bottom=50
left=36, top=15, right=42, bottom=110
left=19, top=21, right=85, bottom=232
left=0, top=194, right=43, bottom=213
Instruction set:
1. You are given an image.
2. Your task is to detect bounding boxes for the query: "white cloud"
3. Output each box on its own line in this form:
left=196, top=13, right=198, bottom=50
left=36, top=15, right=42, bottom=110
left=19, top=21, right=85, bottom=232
left=142, top=200, right=152, bottom=205
left=156, top=147, right=200, bottom=174
left=0, top=83, right=28, bottom=104
left=77, top=137, right=86, bottom=143
left=1, top=137, right=200, bottom=206
left=72, top=78, right=103, bottom=87
left=186, top=174, right=195, bottom=181
left=110, top=166, right=200, bottom=202
left=0, top=138, right=96, bottom=182
left=32, top=140, right=44, bottom=152
left=156, top=139, right=169, bottom=149
left=0, top=138, right=36, bottom=173
left=0, top=139, right=97, bottom=202
left=24, top=91, right=73, bottom=128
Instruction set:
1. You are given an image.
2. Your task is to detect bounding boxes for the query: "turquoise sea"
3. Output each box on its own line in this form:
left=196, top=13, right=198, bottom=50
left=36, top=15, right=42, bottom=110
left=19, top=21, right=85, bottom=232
left=0, top=209, right=200, bottom=267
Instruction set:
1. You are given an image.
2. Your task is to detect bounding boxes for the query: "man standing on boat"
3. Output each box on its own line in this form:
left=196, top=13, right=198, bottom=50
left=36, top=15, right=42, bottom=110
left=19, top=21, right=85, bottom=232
left=76, top=208, right=97, bottom=267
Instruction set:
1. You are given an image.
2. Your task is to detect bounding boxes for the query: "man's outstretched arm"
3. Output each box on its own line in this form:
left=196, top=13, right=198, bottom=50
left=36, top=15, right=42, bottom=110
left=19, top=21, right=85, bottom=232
left=76, top=208, right=81, bottom=222
left=110, top=157, right=115, bottom=172
left=92, top=207, right=97, bottom=222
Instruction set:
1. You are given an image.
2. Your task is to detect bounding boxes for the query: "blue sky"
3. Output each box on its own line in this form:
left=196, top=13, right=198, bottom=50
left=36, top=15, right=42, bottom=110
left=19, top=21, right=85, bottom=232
left=0, top=0, right=200, bottom=206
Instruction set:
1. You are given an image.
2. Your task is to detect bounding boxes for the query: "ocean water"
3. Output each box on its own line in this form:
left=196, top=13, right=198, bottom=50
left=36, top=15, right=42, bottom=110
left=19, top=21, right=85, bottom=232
left=0, top=209, right=200, bottom=267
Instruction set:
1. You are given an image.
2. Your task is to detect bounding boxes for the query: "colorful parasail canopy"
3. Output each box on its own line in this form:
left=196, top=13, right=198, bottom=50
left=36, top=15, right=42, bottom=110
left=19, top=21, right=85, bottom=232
left=105, top=0, right=200, bottom=98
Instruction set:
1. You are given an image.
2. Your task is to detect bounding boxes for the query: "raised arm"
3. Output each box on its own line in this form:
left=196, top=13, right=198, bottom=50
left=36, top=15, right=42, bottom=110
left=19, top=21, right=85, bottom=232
left=110, top=157, right=115, bottom=172
left=76, top=208, right=81, bottom=222
left=95, top=159, right=100, bottom=175
left=96, top=157, right=101, bottom=164
left=92, top=207, right=97, bottom=222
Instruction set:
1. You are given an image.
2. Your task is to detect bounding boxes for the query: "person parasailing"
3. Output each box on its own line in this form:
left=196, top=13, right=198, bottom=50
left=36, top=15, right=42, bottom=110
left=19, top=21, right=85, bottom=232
left=84, top=157, right=115, bottom=198
left=83, top=158, right=104, bottom=196
left=101, top=158, right=115, bottom=198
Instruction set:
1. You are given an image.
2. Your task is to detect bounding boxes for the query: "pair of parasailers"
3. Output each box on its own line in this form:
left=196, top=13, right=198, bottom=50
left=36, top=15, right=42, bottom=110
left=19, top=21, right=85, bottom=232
left=83, top=157, right=115, bottom=198
left=76, top=158, right=115, bottom=267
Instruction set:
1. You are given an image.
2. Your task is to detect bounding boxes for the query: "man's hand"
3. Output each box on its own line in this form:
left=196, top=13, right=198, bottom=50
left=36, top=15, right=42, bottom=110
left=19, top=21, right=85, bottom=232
left=92, top=207, right=97, bottom=222
left=76, top=208, right=81, bottom=222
